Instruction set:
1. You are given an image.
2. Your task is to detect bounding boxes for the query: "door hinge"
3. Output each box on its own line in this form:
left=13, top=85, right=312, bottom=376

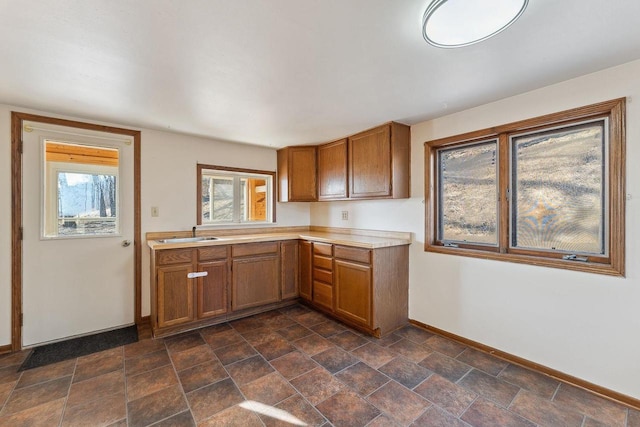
left=19, top=140, right=23, bottom=154
left=20, top=313, right=23, bottom=327
left=19, top=227, right=23, bottom=241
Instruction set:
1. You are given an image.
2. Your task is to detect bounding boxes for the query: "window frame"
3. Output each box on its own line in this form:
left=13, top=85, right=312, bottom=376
left=196, top=164, right=276, bottom=226
left=42, top=139, right=121, bottom=239
left=424, top=98, right=625, bottom=276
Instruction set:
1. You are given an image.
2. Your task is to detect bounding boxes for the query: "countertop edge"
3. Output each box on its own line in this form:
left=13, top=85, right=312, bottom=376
left=147, top=231, right=411, bottom=250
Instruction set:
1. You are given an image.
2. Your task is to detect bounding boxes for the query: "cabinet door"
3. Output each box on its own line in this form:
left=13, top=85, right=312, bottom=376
left=157, top=264, right=195, bottom=328
left=277, top=146, right=317, bottom=202
left=299, top=241, right=312, bottom=301
left=318, top=139, right=348, bottom=200
left=281, top=241, right=299, bottom=300
left=349, top=125, right=392, bottom=198
left=334, top=259, right=372, bottom=327
left=197, top=260, right=228, bottom=319
left=232, top=255, right=280, bottom=311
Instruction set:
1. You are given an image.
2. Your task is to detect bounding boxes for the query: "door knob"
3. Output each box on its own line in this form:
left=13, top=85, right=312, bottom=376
left=122, top=240, right=132, bottom=247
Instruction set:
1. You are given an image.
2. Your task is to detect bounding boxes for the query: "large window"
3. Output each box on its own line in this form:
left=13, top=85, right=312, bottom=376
left=197, top=164, right=275, bottom=225
left=425, top=98, right=625, bottom=276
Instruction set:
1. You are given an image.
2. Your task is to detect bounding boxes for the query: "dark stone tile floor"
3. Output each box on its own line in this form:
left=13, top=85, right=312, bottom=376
left=0, top=304, right=638, bottom=426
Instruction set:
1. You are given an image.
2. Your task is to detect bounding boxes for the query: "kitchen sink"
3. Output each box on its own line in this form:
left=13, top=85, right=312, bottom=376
left=157, top=236, right=218, bottom=243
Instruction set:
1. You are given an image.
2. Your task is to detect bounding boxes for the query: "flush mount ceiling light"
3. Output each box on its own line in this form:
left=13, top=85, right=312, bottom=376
left=422, top=0, right=528, bottom=48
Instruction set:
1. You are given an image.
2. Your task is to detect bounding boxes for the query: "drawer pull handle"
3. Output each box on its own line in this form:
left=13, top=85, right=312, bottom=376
left=187, top=272, right=208, bottom=279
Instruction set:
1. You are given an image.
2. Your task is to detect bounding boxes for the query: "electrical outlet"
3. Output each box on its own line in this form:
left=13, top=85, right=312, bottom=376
left=151, top=206, right=159, bottom=217
left=341, top=211, right=349, bottom=221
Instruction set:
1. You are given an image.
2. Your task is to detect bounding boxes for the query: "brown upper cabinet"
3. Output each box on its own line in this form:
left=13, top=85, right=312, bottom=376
left=278, top=122, right=410, bottom=202
left=277, top=146, right=317, bottom=202
left=318, top=138, right=348, bottom=200
left=349, top=122, right=410, bottom=199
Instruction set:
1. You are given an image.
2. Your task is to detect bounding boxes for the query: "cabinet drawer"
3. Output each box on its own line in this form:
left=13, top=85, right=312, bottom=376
left=313, top=242, right=333, bottom=256
left=198, top=246, right=228, bottom=261
left=157, top=249, right=193, bottom=265
left=313, top=268, right=332, bottom=284
left=313, top=255, right=332, bottom=271
left=232, top=242, right=279, bottom=257
left=313, top=281, right=333, bottom=310
left=334, top=246, right=371, bottom=264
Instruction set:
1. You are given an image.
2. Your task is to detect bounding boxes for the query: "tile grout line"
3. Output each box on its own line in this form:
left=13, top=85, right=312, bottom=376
left=167, top=332, right=202, bottom=426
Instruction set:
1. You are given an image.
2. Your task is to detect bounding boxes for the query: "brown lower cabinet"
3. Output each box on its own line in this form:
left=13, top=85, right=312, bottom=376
left=298, top=240, right=312, bottom=300
left=156, top=262, right=195, bottom=328
left=299, top=241, right=409, bottom=337
left=151, top=241, right=300, bottom=337
left=153, top=246, right=229, bottom=331
left=151, top=238, right=408, bottom=338
left=231, top=242, right=280, bottom=311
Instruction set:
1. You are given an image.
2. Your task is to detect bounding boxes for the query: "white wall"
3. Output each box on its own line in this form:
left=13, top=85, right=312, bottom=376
left=311, top=59, right=640, bottom=400
left=0, top=106, right=310, bottom=346
left=139, top=128, right=310, bottom=315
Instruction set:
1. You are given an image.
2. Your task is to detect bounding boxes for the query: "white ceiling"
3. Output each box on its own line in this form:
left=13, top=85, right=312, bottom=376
left=1, top=0, right=640, bottom=148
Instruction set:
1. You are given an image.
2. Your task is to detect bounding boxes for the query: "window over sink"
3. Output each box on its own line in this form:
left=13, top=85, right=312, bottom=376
left=197, top=164, right=275, bottom=225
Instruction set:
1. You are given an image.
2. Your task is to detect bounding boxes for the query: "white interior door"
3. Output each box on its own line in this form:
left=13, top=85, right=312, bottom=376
left=22, top=121, right=135, bottom=347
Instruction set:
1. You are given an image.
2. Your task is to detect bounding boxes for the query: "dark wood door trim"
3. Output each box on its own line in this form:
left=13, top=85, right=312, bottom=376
left=10, top=111, right=142, bottom=351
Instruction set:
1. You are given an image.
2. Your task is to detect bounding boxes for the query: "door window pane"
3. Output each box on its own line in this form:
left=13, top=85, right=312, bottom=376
left=437, top=140, right=498, bottom=245
left=511, top=120, right=606, bottom=254
left=56, top=172, right=117, bottom=236
left=44, top=140, right=119, bottom=237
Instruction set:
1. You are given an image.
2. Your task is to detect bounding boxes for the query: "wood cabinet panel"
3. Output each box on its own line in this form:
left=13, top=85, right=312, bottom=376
left=232, top=255, right=280, bottom=311
left=277, top=146, right=317, bottom=202
left=313, top=242, right=333, bottom=256
left=313, top=281, right=333, bottom=310
left=334, top=246, right=371, bottom=264
left=157, top=248, right=193, bottom=265
left=197, top=260, right=228, bottom=319
left=349, top=125, right=392, bottom=198
left=313, top=254, right=332, bottom=270
left=232, top=242, right=278, bottom=257
left=318, top=139, right=348, bottom=200
left=281, top=240, right=299, bottom=300
left=334, top=259, right=372, bottom=327
left=157, top=263, right=194, bottom=328
left=299, top=240, right=312, bottom=301
left=198, top=246, right=229, bottom=261
left=313, top=267, right=332, bottom=284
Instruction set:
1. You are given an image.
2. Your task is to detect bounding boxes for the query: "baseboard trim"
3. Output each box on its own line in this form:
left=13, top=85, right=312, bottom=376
left=0, top=344, right=11, bottom=356
left=409, top=319, right=640, bottom=411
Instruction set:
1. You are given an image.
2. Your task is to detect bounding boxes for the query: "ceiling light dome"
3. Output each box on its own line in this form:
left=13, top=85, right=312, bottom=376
left=422, top=0, right=528, bottom=48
